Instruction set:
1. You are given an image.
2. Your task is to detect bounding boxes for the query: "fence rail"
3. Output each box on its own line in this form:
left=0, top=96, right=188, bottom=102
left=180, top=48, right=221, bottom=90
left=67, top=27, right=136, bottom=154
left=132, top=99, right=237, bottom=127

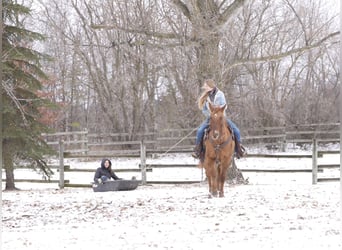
left=3, top=140, right=339, bottom=188
left=3, top=124, right=339, bottom=188
left=311, top=138, right=340, bottom=184
left=42, top=123, right=340, bottom=157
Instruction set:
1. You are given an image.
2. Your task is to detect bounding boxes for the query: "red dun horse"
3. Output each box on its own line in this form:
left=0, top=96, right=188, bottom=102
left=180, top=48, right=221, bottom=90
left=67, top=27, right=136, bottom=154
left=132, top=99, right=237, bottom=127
left=203, top=103, right=235, bottom=198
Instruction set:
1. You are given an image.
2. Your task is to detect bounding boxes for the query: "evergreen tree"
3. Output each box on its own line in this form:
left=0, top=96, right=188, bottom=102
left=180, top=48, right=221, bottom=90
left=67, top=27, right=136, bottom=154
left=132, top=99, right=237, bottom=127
left=2, top=0, right=55, bottom=190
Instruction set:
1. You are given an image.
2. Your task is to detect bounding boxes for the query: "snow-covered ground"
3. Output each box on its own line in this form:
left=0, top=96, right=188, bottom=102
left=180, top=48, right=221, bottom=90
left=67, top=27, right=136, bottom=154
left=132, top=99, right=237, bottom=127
left=2, top=143, right=341, bottom=250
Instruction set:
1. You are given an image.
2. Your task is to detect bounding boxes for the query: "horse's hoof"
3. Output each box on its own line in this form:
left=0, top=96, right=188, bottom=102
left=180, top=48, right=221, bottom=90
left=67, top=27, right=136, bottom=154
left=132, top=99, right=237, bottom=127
left=208, top=194, right=213, bottom=199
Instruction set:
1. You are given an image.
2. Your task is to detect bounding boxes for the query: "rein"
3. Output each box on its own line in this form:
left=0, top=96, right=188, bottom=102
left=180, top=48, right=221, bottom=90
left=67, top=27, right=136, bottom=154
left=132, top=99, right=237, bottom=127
left=209, top=133, right=233, bottom=166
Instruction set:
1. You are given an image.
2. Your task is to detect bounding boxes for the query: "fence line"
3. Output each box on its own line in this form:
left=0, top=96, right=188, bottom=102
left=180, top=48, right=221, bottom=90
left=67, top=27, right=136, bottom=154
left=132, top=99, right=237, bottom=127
left=42, top=123, right=340, bottom=157
left=311, top=139, right=340, bottom=184
left=4, top=139, right=338, bottom=188
left=59, top=139, right=339, bottom=187
left=3, top=124, right=339, bottom=188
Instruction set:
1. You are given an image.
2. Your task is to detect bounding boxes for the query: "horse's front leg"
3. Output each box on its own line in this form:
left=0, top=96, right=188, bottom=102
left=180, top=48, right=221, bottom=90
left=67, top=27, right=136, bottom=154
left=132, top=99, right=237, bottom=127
left=218, top=158, right=232, bottom=197
left=213, top=173, right=222, bottom=197
left=211, top=165, right=218, bottom=197
left=204, top=156, right=214, bottom=198
left=218, top=176, right=225, bottom=197
left=205, top=162, right=217, bottom=198
left=207, top=174, right=212, bottom=198
left=208, top=175, right=218, bottom=198
left=204, top=166, right=212, bottom=198
left=210, top=176, right=218, bottom=197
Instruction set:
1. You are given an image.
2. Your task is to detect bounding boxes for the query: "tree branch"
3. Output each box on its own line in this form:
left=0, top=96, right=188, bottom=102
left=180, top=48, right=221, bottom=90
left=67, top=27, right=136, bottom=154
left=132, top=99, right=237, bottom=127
left=171, top=0, right=192, bottom=21
left=226, top=31, right=340, bottom=70
left=218, top=0, right=248, bottom=25
left=91, top=24, right=181, bottom=40
left=284, top=0, right=308, bottom=45
left=2, top=79, right=29, bottom=126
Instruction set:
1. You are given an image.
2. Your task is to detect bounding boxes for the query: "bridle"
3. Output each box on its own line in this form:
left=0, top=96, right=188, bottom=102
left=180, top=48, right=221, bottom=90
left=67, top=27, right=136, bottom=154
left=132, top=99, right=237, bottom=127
left=209, top=133, right=233, bottom=154
left=208, top=114, right=234, bottom=165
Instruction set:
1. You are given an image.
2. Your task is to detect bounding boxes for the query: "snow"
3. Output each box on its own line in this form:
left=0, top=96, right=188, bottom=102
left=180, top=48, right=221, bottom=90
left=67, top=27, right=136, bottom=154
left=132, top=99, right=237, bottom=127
left=2, top=144, right=341, bottom=250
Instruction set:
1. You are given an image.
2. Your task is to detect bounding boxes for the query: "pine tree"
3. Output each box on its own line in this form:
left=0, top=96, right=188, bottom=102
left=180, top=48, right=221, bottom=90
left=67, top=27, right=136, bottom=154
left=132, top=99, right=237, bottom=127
left=2, top=0, right=55, bottom=190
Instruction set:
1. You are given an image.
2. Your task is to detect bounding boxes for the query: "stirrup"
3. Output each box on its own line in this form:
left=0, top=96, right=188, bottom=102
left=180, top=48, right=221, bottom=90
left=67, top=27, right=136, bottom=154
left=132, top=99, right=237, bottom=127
left=192, top=152, right=200, bottom=159
left=241, top=145, right=246, bottom=155
left=237, top=145, right=246, bottom=158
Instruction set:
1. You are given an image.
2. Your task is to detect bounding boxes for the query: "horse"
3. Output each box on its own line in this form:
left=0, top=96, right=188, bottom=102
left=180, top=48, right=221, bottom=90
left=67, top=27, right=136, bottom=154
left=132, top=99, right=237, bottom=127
left=203, top=103, right=235, bottom=198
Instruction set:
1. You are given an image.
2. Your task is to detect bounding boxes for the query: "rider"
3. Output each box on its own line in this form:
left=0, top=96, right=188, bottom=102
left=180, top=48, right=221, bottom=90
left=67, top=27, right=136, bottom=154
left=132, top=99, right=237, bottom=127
left=192, top=79, right=246, bottom=159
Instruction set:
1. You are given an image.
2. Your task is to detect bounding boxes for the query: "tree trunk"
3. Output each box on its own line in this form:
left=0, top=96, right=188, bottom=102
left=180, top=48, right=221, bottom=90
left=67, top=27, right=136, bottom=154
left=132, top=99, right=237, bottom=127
left=3, top=146, right=16, bottom=190
left=171, top=1, right=248, bottom=182
left=227, top=158, right=248, bottom=185
left=196, top=35, right=221, bottom=84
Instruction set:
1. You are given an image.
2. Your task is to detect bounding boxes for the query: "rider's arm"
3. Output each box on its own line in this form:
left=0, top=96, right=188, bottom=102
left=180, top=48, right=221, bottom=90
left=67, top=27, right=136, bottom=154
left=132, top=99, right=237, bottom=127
left=214, top=91, right=227, bottom=106
left=202, top=100, right=210, bottom=117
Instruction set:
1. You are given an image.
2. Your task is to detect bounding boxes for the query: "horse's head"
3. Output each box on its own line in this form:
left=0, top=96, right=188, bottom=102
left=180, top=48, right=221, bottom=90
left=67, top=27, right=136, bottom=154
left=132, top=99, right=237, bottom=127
left=208, top=103, right=226, bottom=140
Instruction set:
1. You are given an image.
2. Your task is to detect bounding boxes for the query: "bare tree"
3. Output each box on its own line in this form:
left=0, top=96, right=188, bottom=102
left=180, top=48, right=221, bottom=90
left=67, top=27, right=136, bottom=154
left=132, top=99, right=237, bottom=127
left=219, top=0, right=339, bottom=127
left=35, top=0, right=339, bottom=135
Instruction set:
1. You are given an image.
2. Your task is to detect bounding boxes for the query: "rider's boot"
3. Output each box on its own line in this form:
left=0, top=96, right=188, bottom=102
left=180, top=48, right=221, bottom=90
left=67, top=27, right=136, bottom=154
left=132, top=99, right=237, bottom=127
left=235, top=141, right=246, bottom=159
left=191, top=144, right=202, bottom=159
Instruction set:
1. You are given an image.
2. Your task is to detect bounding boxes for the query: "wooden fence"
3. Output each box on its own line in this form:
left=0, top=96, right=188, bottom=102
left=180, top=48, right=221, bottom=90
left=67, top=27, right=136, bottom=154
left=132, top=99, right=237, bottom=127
left=2, top=123, right=340, bottom=188
left=311, top=139, right=340, bottom=184
left=42, top=123, right=340, bottom=157
left=3, top=139, right=339, bottom=188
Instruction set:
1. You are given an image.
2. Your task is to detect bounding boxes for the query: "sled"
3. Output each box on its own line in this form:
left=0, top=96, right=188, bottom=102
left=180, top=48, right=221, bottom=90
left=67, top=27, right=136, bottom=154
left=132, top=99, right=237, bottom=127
left=92, top=179, right=140, bottom=192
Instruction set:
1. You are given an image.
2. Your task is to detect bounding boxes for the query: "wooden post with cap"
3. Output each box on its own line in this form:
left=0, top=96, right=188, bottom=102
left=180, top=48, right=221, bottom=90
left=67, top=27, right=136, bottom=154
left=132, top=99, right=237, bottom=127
left=59, top=138, right=65, bottom=189
left=312, top=138, right=318, bottom=184
left=140, top=140, right=147, bottom=185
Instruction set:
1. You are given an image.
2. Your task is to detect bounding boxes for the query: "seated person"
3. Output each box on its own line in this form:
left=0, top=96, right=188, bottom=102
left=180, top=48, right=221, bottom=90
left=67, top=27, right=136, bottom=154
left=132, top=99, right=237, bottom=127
left=94, top=158, right=121, bottom=183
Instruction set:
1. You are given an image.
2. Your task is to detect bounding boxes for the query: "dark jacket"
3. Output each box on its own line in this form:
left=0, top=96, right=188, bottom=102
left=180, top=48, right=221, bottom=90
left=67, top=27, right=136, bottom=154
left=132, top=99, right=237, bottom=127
left=94, top=159, right=119, bottom=182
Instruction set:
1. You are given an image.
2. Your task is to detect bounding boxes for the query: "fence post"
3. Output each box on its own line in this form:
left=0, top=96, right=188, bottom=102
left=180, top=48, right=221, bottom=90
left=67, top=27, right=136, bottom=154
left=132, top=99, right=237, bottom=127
left=83, top=129, right=88, bottom=156
left=59, top=138, right=65, bottom=189
left=281, top=136, right=286, bottom=152
left=281, top=124, right=286, bottom=152
left=140, top=140, right=147, bottom=185
left=312, top=138, right=318, bottom=184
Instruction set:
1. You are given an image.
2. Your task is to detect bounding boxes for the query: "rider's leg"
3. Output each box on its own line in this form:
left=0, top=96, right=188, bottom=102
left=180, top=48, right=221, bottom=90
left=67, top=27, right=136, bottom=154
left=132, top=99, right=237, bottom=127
left=192, top=119, right=209, bottom=158
left=226, top=119, right=246, bottom=158
left=227, top=119, right=241, bottom=141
